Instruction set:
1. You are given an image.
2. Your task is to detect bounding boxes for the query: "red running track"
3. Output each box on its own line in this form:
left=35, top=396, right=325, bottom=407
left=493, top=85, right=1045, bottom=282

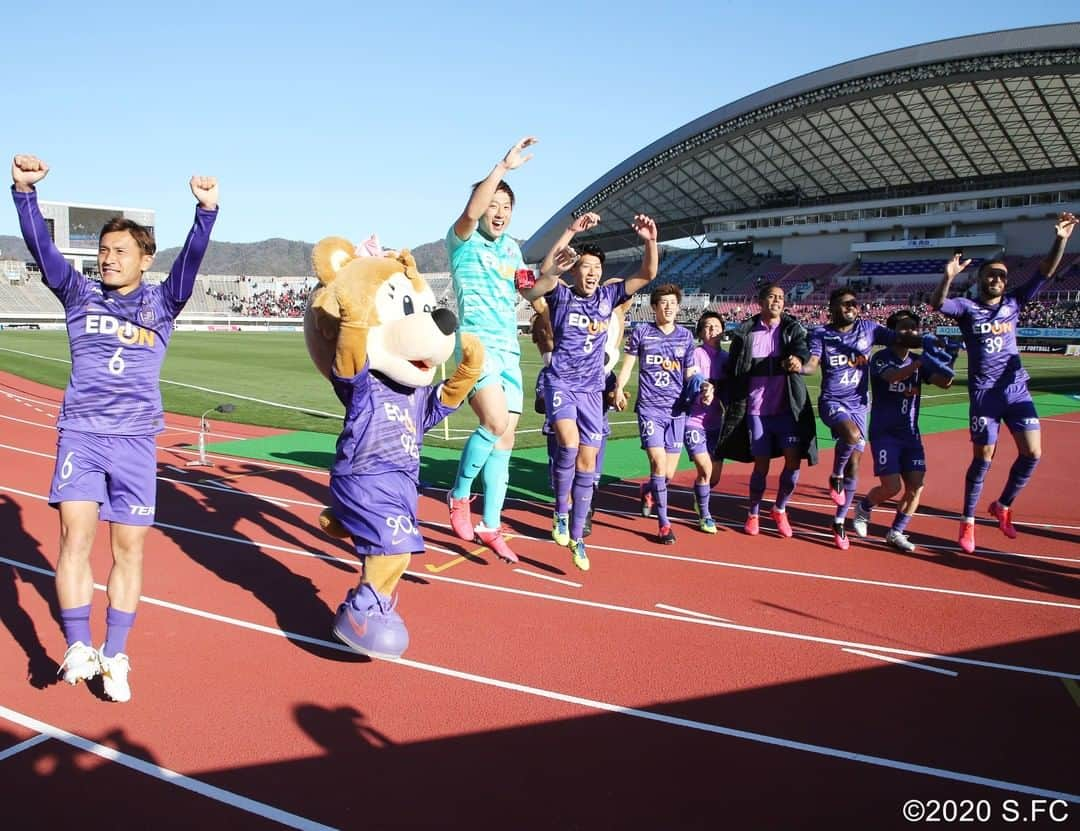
left=0, top=372, right=1077, bottom=829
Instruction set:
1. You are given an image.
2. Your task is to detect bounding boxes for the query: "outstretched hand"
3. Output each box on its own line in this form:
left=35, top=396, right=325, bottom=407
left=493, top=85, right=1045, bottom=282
left=502, top=136, right=537, bottom=171
left=552, top=246, right=579, bottom=273
left=569, top=212, right=601, bottom=235
left=190, top=176, right=218, bottom=210
left=945, top=253, right=971, bottom=281
left=12, top=155, right=49, bottom=191
left=1055, top=211, right=1078, bottom=240
left=632, top=214, right=657, bottom=243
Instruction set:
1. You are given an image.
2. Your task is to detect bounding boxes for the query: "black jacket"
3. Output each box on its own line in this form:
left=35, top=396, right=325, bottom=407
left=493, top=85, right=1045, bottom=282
left=713, top=313, right=818, bottom=465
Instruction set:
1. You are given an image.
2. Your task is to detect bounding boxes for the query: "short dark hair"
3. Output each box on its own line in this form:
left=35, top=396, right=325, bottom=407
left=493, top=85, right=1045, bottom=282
left=695, top=310, right=723, bottom=339
left=100, top=217, right=156, bottom=256
left=978, top=258, right=1008, bottom=278
left=886, top=309, right=920, bottom=330
left=576, top=243, right=605, bottom=266
left=470, top=179, right=515, bottom=208
left=650, top=283, right=682, bottom=306
left=757, top=282, right=783, bottom=302
left=829, top=286, right=856, bottom=305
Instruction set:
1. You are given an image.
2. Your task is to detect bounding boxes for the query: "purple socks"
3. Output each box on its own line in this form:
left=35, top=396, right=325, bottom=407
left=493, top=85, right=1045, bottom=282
left=776, top=467, right=800, bottom=511
left=998, top=455, right=1040, bottom=507
left=963, top=458, right=992, bottom=519
left=103, top=607, right=136, bottom=658
left=60, top=604, right=92, bottom=647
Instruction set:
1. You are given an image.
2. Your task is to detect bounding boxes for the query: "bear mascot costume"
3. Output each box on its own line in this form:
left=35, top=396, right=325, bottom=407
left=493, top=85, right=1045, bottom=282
left=305, top=235, right=483, bottom=658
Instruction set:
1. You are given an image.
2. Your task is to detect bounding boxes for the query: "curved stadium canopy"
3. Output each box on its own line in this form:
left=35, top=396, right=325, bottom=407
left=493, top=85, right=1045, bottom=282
left=522, top=23, right=1080, bottom=261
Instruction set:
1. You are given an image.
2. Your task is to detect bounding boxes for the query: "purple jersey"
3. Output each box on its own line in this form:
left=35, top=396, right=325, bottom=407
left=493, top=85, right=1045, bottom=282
left=625, top=323, right=695, bottom=416
left=868, top=348, right=923, bottom=441
left=14, top=187, right=216, bottom=435
left=810, top=318, right=893, bottom=408
left=939, top=275, right=1045, bottom=390
left=330, top=363, right=456, bottom=479
left=687, top=343, right=729, bottom=430
left=546, top=281, right=629, bottom=391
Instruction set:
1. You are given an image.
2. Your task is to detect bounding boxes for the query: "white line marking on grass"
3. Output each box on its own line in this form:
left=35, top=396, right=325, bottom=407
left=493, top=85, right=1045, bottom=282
left=842, top=648, right=959, bottom=677
left=512, top=569, right=582, bottom=588
left=0, top=346, right=343, bottom=420
left=656, top=603, right=731, bottom=622
left=0, top=706, right=338, bottom=831
left=0, top=571, right=1074, bottom=806
left=0, top=732, right=50, bottom=761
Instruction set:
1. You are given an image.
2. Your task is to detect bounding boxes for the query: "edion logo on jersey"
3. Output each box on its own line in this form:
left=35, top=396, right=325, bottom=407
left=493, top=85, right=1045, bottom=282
left=86, top=315, right=156, bottom=347
left=645, top=354, right=682, bottom=371
left=828, top=353, right=868, bottom=368
left=567, top=313, right=609, bottom=334
left=975, top=321, right=1013, bottom=334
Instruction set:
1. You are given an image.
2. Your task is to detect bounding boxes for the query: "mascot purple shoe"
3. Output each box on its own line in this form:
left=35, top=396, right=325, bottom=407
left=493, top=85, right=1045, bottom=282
left=305, top=235, right=483, bottom=659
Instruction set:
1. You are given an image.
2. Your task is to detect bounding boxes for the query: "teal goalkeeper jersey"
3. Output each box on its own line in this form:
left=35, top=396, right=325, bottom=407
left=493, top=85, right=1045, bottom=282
left=446, top=225, right=524, bottom=356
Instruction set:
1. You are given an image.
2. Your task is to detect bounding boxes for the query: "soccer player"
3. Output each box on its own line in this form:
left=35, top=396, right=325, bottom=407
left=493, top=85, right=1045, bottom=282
left=798, top=288, right=934, bottom=549
left=930, top=212, right=1077, bottom=553
left=852, top=311, right=954, bottom=552
left=12, top=154, right=218, bottom=701
left=713, top=284, right=817, bottom=537
left=615, top=284, right=709, bottom=543
left=684, top=311, right=729, bottom=531
left=522, top=212, right=658, bottom=571
left=445, top=137, right=537, bottom=563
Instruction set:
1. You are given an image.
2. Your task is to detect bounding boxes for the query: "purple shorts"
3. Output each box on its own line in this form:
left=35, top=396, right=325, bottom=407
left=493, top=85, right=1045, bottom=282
left=871, top=434, right=926, bottom=477
left=544, top=385, right=605, bottom=448
left=330, top=472, right=424, bottom=556
left=748, top=412, right=800, bottom=458
left=638, top=411, right=686, bottom=453
left=683, top=421, right=718, bottom=457
left=969, top=384, right=1039, bottom=446
left=819, top=398, right=868, bottom=442
left=49, top=431, right=158, bottom=525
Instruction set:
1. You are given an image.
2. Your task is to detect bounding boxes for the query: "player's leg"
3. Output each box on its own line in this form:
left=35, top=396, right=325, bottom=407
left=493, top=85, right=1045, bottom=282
left=826, top=403, right=862, bottom=503
left=96, top=435, right=159, bottom=702
left=685, top=425, right=715, bottom=533
left=478, top=365, right=523, bottom=532
left=770, top=413, right=801, bottom=539
left=960, top=390, right=1001, bottom=553
left=448, top=370, right=507, bottom=539
left=885, top=468, right=925, bottom=553
left=855, top=438, right=902, bottom=538
left=832, top=412, right=866, bottom=548
left=50, top=433, right=108, bottom=685
left=990, top=397, right=1041, bottom=539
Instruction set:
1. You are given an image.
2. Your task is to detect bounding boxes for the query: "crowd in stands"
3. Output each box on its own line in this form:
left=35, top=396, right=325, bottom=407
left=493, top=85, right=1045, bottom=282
left=228, top=287, right=309, bottom=317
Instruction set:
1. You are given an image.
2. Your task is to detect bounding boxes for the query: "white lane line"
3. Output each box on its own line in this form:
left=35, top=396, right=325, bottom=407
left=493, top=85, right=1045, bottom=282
left=842, top=648, right=959, bottom=678
left=2, top=475, right=1076, bottom=618
left=0, top=570, right=1076, bottom=806
left=512, top=569, right=582, bottom=588
left=0, top=706, right=338, bottom=831
left=656, top=603, right=731, bottom=622
left=0, top=553, right=1073, bottom=682
left=0, top=732, right=50, bottom=761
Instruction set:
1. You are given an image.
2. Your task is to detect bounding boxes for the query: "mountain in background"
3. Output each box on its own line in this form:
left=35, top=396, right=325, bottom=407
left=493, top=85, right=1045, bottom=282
left=2, top=234, right=527, bottom=276
left=0, top=236, right=31, bottom=262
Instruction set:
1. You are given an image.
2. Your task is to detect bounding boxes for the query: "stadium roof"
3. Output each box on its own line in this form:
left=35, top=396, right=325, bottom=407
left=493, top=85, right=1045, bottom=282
left=522, top=23, right=1080, bottom=261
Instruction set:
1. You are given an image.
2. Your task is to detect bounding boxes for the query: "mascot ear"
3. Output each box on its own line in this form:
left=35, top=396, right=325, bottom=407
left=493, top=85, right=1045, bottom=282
left=312, top=236, right=356, bottom=286
left=396, top=249, right=419, bottom=274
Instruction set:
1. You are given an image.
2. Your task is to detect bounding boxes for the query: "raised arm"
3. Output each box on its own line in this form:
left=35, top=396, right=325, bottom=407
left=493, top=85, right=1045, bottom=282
left=521, top=244, right=578, bottom=301
left=163, top=176, right=219, bottom=309
left=929, top=253, right=971, bottom=310
left=1038, top=212, right=1078, bottom=279
left=10, top=155, right=77, bottom=291
left=621, top=214, right=659, bottom=296
left=537, top=212, right=600, bottom=282
left=453, top=137, right=536, bottom=241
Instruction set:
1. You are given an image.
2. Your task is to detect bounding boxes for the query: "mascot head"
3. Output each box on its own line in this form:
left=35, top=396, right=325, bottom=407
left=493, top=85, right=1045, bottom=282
left=305, top=235, right=457, bottom=387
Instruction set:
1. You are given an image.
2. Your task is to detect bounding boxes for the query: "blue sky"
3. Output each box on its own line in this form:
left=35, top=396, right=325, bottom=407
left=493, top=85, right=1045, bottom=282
left=2, top=2, right=1074, bottom=251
